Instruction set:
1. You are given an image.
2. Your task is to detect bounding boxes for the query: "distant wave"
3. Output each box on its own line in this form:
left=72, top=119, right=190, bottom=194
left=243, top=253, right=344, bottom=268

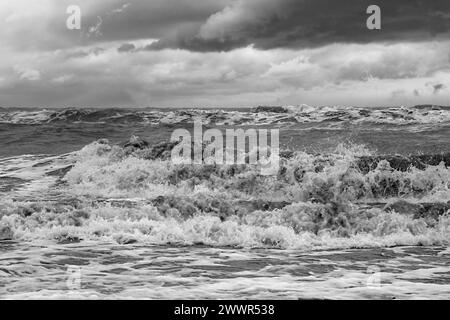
left=1, top=105, right=449, bottom=126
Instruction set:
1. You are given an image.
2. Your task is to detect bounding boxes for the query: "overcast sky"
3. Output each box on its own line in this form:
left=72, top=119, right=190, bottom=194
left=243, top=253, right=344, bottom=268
left=1, top=0, right=449, bottom=108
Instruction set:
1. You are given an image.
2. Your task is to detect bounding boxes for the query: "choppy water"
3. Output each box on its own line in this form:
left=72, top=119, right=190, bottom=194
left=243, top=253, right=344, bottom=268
left=0, top=105, right=449, bottom=299
left=1, top=243, right=449, bottom=299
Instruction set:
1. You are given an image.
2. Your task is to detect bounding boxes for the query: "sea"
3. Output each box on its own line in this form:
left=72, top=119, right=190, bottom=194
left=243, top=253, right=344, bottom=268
left=0, top=104, right=449, bottom=299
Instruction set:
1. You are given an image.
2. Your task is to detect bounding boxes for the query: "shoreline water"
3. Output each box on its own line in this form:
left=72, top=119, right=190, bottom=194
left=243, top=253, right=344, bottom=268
left=0, top=106, right=449, bottom=299
left=1, top=242, right=448, bottom=299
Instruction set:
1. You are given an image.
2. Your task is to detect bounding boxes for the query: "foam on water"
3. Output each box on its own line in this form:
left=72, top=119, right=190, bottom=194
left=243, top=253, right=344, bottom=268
left=1, top=105, right=450, bottom=126
left=1, top=244, right=448, bottom=299
left=0, top=128, right=449, bottom=299
left=1, top=140, right=449, bottom=251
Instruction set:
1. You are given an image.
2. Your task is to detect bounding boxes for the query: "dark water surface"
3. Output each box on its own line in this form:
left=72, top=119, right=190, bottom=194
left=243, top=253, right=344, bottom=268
left=1, top=106, right=450, bottom=157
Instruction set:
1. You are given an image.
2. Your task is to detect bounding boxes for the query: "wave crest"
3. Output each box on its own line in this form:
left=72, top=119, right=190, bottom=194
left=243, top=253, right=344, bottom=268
left=1, top=138, right=448, bottom=249
left=1, top=105, right=450, bottom=126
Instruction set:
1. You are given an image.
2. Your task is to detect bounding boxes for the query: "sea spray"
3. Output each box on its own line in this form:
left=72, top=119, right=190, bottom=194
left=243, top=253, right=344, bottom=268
left=0, top=138, right=449, bottom=249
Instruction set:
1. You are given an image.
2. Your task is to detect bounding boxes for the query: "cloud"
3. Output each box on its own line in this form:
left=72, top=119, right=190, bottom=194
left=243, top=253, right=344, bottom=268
left=1, top=39, right=449, bottom=107
left=118, top=43, right=136, bottom=52
left=3, top=0, right=448, bottom=53
left=429, top=83, right=446, bottom=94
left=0, top=1, right=449, bottom=108
left=52, top=74, right=74, bottom=84
left=0, top=0, right=233, bottom=51
left=111, top=3, right=130, bottom=14
left=148, top=0, right=450, bottom=51
left=14, top=67, right=41, bottom=81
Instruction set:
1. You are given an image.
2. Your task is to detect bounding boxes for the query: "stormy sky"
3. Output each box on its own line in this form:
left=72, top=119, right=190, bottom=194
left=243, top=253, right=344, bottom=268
left=1, top=0, right=449, bottom=108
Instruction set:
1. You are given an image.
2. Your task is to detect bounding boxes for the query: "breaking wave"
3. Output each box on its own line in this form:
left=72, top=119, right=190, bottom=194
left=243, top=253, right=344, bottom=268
left=1, top=105, right=450, bottom=126
left=1, top=138, right=449, bottom=250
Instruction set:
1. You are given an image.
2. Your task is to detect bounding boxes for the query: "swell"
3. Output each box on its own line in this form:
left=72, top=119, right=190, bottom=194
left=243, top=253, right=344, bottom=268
left=1, top=105, right=450, bottom=126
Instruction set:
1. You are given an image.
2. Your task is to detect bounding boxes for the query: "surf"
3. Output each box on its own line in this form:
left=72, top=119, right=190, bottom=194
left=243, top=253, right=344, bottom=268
left=0, top=137, right=448, bottom=250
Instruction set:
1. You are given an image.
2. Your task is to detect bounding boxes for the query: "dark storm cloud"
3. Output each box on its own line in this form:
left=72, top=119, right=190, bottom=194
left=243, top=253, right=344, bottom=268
left=79, top=0, right=233, bottom=42
left=6, top=0, right=448, bottom=52
left=1, top=0, right=234, bottom=50
left=118, top=43, right=135, bottom=52
left=2, top=1, right=450, bottom=108
left=146, top=0, right=450, bottom=51
left=432, top=83, right=445, bottom=94
left=67, top=47, right=105, bottom=58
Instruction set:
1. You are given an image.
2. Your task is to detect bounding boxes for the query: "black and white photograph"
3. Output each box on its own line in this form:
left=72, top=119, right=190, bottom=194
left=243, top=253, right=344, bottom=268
left=0, top=0, right=449, bottom=303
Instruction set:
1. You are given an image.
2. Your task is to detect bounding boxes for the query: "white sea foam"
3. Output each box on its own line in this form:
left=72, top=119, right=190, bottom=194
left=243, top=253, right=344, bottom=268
left=1, top=140, right=449, bottom=250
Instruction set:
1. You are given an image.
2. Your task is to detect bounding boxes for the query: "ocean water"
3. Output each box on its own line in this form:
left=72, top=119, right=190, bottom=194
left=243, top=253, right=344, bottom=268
left=0, top=105, right=449, bottom=299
